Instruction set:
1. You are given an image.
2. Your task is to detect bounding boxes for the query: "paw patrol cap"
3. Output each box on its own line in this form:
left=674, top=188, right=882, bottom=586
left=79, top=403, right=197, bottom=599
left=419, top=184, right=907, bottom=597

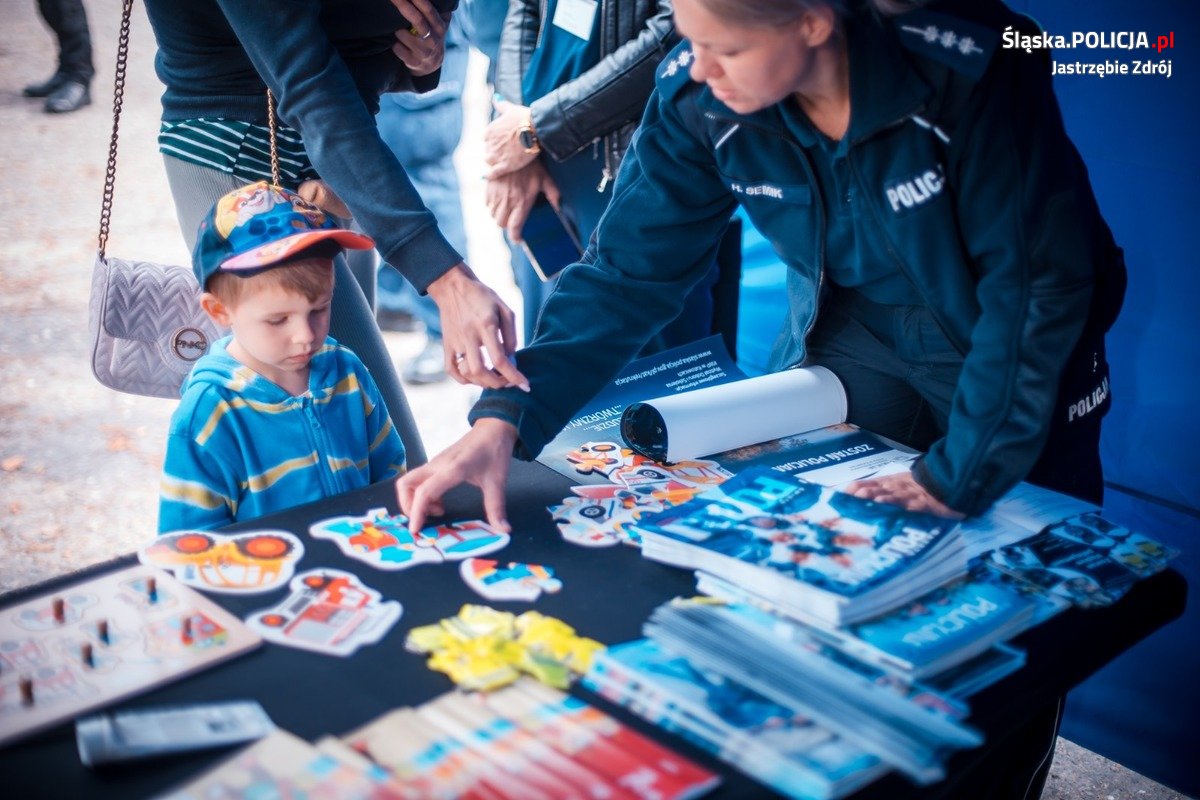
left=193, top=181, right=373, bottom=287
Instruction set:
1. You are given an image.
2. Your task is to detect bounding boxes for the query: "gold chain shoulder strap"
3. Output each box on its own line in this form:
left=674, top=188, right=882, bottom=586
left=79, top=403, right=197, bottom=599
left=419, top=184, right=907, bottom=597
left=97, top=0, right=133, bottom=260
left=96, top=0, right=282, bottom=259
left=266, top=89, right=282, bottom=187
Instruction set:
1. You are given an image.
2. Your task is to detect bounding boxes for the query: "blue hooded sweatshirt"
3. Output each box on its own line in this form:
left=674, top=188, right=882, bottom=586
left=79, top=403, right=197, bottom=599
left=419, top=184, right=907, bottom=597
left=159, top=336, right=405, bottom=532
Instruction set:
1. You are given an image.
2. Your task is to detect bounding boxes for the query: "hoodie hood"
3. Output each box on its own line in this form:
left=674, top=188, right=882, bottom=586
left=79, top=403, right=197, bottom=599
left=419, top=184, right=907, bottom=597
left=182, top=335, right=339, bottom=403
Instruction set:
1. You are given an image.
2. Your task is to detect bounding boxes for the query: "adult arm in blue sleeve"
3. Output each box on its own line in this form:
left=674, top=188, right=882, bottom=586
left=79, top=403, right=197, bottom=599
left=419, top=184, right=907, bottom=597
left=913, top=45, right=1099, bottom=515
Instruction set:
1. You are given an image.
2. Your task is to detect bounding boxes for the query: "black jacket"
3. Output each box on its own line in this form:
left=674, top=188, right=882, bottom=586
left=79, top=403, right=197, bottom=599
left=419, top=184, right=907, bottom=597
left=495, top=0, right=677, bottom=185
left=144, top=0, right=461, bottom=289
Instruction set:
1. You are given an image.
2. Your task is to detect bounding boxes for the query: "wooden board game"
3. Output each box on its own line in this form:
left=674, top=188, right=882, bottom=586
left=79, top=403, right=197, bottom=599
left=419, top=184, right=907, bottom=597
left=0, top=565, right=261, bottom=747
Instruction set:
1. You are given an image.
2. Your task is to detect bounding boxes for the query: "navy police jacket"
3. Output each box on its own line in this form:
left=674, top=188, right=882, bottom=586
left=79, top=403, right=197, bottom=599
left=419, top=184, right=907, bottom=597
left=473, top=0, right=1126, bottom=516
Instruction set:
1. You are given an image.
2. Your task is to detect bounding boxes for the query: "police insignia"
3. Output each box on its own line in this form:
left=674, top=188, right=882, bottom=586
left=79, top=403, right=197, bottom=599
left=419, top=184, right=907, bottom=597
left=894, top=9, right=999, bottom=79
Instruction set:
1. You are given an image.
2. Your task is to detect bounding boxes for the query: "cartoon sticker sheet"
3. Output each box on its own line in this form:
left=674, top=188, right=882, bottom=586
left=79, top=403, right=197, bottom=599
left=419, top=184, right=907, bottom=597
left=550, top=465, right=715, bottom=548
left=550, top=497, right=628, bottom=548
left=459, top=559, right=563, bottom=602
left=139, top=530, right=304, bottom=595
left=245, top=570, right=401, bottom=657
left=564, top=441, right=733, bottom=489
left=424, top=521, right=510, bottom=561
left=310, top=508, right=509, bottom=570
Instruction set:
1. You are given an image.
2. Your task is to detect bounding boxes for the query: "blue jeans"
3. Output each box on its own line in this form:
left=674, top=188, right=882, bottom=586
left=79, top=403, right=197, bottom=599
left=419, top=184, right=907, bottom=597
left=374, top=19, right=470, bottom=339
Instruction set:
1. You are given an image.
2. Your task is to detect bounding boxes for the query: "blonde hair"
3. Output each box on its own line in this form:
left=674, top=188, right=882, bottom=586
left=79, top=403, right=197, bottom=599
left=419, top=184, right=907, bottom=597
left=207, top=255, right=335, bottom=308
left=694, top=0, right=926, bottom=25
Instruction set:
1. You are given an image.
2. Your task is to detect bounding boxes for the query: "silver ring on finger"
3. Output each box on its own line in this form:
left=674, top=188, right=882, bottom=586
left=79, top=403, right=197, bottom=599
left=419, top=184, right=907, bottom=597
left=421, top=31, right=432, bottom=40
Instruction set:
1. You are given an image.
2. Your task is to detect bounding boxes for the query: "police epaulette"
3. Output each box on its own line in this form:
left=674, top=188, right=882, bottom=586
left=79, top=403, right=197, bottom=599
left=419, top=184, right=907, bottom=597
left=656, top=40, right=696, bottom=98
left=892, top=7, right=999, bottom=80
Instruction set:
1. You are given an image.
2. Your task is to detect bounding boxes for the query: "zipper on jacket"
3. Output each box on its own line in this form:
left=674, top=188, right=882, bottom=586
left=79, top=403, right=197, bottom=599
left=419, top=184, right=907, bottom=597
left=700, top=108, right=831, bottom=356
left=535, top=0, right=549, bottom=48
left=591, top=136, right=614, bottom=192
left=597, top=159, right=613, bottom=192
left=299, top=395, right=338, bottom=495
left=779, top=107, right=923, bottom=354
left=800, top=148, right=826, bottom=352
left=845, top=109, right=969, bottom=357
left=758, top=123, right=825, bottom=355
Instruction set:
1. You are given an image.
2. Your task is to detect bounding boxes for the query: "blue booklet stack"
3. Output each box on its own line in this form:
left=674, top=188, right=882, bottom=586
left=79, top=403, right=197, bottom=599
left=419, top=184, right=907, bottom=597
left=641, top=600, right=983, bottom=786
left=635, top=468, right=967, bottom=627
left=591, top=467, right=1181, bottom=798
left=696, top=568, right=1043, bottom=679
left=584, top=637, right=889, bottom=800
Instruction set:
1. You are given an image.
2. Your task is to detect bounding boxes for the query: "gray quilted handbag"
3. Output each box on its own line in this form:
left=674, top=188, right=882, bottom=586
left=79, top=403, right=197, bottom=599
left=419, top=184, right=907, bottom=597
left=88, top=255, right=224, bottom=398
left=87, top=0, right=232, bottom=398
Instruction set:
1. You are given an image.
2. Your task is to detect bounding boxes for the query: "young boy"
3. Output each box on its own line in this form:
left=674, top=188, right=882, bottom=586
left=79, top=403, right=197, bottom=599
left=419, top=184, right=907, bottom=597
left=159, top=181, right=406, bottom=532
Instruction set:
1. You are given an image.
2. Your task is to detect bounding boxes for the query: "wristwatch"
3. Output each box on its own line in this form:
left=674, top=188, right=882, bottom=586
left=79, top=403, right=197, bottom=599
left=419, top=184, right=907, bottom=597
left=515, top=114, right=541, bottom=155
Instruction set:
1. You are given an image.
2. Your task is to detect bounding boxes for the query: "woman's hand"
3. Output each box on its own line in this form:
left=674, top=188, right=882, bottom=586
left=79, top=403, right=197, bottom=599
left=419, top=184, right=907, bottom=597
left=397, top=418, right=519, bottom=534
left=844, top=473, right=965, bottom=519
left=390, top=0, right=450, bottom=76
left=484, top=100, right=542, bottom=177
left=485, top=161, right=561, bottom=242
left=425, top=264, right=529, bottom=390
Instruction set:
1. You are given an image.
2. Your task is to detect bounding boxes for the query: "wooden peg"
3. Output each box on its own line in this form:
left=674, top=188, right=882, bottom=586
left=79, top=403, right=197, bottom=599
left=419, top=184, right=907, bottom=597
left=146, top=576, right=158, bottom=604
left=81, top=643, right=94, bottom=669
left=51, top=597, right=65, bottom=624
left=97, top=619, right=110, bottom=645
left=19, top=676, right=34, bottom=707
left=181, top=616, right=193, bottom=645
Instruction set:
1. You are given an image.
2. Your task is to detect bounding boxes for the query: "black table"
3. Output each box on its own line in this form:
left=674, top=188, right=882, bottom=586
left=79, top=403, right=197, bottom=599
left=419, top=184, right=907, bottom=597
left=0, top=459, right=1187, bottom=798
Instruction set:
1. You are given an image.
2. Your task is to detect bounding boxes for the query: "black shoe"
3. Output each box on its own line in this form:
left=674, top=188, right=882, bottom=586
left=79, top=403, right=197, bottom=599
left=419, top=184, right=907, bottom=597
left=376, top=307, right=422, bottom=333
left=23, top=73, right=67, bottom=98
left=45, top=81, right=90, bottom=114
left=401, top=337, right=448, bottom=385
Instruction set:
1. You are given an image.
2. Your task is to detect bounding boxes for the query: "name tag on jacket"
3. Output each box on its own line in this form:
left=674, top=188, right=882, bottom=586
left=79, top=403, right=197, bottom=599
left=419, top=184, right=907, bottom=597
left=553, top=0, right=598, bottom=41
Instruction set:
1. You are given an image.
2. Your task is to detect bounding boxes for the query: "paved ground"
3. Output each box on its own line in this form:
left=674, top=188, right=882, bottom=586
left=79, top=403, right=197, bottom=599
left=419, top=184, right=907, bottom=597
left=0, top=2, right=1188, bottom=797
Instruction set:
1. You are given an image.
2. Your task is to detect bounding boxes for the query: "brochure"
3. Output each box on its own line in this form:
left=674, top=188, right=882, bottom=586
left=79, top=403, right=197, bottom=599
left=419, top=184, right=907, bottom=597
left=987, top=512, right=1178, bottom=607
left=636, top=468, right=966, bottom=627
left=536, top=336, right=746, bottom=484
left=644, top=600, right=981, bottom=784
left=585, top=638, right=887, bottom=800
left=695, top=567, right=1040, bottom=679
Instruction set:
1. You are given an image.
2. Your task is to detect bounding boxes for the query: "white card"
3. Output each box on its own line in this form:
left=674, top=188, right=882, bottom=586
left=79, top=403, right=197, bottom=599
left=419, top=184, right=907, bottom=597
left=553, top=0, right=598, bottom=41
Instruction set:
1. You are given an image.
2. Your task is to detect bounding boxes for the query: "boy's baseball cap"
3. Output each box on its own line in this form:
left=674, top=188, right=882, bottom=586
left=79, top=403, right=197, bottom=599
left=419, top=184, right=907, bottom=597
left=193, top=181, right=373, bottom=288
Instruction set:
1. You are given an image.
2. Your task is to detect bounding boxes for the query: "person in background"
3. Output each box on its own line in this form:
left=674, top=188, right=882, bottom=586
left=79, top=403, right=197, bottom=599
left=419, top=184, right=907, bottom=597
left=143, top=0, right=528, bottom=467
left=374, top=15, right=472, bottom=384
left=23, top=0, right=93, bottom=113
left=484, top=0, right=698, bottom=347
left=400, top=1, right=1127, bottom=794
left=160, top=183, right=405, bottom=532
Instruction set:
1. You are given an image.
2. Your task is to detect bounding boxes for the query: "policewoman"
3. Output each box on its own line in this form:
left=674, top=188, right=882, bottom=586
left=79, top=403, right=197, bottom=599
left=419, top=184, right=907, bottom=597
left=404, top=0, right=1124, bottom=521
left=402, top=1, right=1125, bottom=792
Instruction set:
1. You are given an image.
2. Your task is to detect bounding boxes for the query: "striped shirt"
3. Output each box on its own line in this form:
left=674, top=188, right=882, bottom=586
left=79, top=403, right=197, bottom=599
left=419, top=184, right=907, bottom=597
left=158, top=119, right=320, bottom=186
